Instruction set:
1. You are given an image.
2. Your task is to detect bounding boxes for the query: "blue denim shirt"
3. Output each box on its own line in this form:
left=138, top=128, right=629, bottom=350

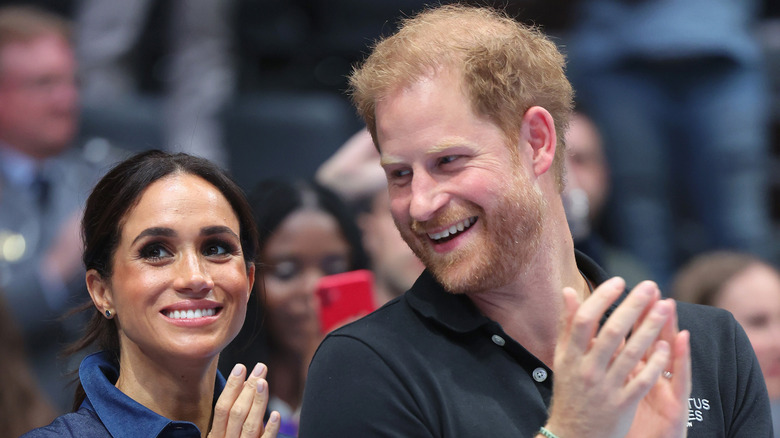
left=22, top=351, right=226, bottom=437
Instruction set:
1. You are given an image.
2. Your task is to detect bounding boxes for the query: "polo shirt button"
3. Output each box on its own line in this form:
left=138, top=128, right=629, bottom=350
left=491, top=334, right=505, bottom=346
left=532, top=367, right=548, bottom=382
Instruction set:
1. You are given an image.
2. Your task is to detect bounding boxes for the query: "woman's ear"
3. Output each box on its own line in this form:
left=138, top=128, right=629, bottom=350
left=246, top=263, right=256, bottom=304
left=520, top=106, right=556, bottom=177
left=86, top=269, right=113, bottom=316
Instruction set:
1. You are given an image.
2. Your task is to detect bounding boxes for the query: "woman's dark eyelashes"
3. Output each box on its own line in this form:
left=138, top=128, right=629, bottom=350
left=272, top=260, right=299, bottom=280
left=137, top=237, right=239, bottom=261
left=139, top=242, right=172, bottom=260
left=202, top=238, right=239, bottom=256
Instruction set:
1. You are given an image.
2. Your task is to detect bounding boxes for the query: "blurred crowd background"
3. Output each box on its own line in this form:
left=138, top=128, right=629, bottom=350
left=1, top=0, right=780, bottom=429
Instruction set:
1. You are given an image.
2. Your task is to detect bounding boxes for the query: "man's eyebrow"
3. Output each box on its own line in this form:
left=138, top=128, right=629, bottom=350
left=131, top=227, right=176, bottom=245
left=380, top=138, right=471, bottom=167
left=380, top=155, right=403, bottom=167
left=429, top=137, right=477, bottom=153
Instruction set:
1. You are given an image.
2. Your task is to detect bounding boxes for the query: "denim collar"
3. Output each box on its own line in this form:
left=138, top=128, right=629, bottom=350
left=79, top=351, right=227, bottom=438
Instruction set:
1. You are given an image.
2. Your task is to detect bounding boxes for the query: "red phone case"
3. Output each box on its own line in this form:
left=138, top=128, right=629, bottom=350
left=316, top=269, right=376, bottom=334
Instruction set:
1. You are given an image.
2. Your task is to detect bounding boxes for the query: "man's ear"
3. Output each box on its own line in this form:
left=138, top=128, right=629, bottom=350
left=86, top=269, right=113, bottom=315
left=520, top=106, right=556, bottom=177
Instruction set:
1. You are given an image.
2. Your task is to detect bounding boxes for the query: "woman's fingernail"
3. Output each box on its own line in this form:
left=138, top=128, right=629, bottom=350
left=257, top=379, right=267, bottom=393
left=251, top=362, right=264, bottom=377
left=269, top=411, right=280, bottom=423
left=231, top=364, right=243, bottom=376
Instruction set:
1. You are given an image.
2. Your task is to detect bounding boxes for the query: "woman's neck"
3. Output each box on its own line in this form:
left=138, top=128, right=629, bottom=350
left=116, top=352, right=218, bottom=437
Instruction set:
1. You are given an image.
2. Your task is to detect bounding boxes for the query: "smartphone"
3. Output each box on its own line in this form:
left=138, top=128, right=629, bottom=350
left=316, top=269, right=377, bottom=334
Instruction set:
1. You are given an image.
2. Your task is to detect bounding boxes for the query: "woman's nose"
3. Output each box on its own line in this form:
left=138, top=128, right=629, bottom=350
left=173, top=252, right=214, bottom=294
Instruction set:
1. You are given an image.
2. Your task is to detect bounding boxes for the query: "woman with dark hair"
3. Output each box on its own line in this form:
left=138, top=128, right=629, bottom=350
left=24, top=150, right=279, bottom=437
left=221, top=179, right=370, bottom=436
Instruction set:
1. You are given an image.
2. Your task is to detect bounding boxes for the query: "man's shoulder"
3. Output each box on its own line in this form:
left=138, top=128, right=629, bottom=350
left=675, top=301, right=736, bottom=333
left=327, top=295, right=421, bottom=341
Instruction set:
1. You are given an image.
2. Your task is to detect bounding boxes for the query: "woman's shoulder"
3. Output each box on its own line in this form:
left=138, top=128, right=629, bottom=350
left=21, top=406, right=109, bottom=438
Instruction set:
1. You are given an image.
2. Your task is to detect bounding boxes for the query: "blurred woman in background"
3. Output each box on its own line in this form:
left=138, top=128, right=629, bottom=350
left=221, top=179, right=369, bottom=437
left=673, top=251, right=780, bottom=436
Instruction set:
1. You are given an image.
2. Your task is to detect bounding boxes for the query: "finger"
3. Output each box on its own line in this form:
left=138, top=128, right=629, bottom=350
left=590, top=281, right=659, bottom=368
left=671, top=330, right=692, bottom=399
left=651, top=298, right=679, bottom=366
left=633, top=298, right=678, bottom=365
left=557, top=287, right=581, bottom=346
left=240, top=379, right=270, bottom=438
left=631, top=281, right=662, bottom=333
left=607, top=298, right=672, bottom=383
left=212, top=364, right=247, bottom=437
left=624, top=338, right=670, bottom=399
left=225, top=363, right=266, bottom=436
left=567, top=277, right=627, bottom=351
left=262, top=412, right=281, bottom=438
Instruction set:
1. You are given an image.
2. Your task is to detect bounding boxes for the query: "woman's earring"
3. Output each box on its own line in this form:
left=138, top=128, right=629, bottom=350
left=105, top=309, right=112, bottom=318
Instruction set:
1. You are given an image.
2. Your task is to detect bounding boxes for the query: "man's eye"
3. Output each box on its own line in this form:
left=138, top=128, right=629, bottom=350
left=438, top=155, right=459, bottom=165
left=392, top=168, right=411, bottom=178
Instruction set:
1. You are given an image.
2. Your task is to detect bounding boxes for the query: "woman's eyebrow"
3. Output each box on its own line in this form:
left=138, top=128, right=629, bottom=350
left=131, top=227, right=175, bottom=245
left=201, top=225, right=239, bottom=239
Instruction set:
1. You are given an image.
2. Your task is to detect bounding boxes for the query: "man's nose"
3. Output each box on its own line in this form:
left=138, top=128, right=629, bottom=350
left=409, top=171, right=448, bottom=222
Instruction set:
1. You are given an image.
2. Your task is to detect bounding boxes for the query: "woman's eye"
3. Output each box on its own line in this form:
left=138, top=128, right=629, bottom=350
left=139, top=243, right=172, bottom=261
left=203, top=239, right=238, bottom=258
left=270, top=260, right=299, bottom=281
left=204, top=245, right=226, bottom=256
left=322, top=256, right=350, bottom=276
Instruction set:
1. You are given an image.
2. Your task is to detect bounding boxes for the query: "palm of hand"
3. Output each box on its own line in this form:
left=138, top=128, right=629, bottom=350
left=626, top=364, right=688, bottom=437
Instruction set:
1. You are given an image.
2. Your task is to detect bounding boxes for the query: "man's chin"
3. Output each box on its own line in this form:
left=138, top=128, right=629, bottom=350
left=428, top=262, right=481, bottom=295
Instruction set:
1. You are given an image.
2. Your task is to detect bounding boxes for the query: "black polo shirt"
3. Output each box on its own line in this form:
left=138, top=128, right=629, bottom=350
left=299, top=252, right=772, bottom=437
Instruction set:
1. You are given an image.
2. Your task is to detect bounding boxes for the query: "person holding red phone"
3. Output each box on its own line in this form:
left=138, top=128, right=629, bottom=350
left=220, top=179, right=370, bottom=437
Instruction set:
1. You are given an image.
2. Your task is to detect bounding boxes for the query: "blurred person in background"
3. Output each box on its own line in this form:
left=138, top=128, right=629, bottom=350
left=0, top=289, right=56, bottom=437
left=75, top=0, right=234, bottom=167
left=0, top=5, right=115, bottom=412
left=221, top=179, right=370, bottom=436
left=566, top=0, right=773, bottom=290
left=316, top=129, right=424, bottom=304
left=563, top=110, right=650, bottom=288
left=673, top=251, right=780, bottom=436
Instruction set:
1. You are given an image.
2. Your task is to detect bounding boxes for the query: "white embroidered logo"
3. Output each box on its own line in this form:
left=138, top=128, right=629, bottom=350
left=687, top=397, right=710, bottom=427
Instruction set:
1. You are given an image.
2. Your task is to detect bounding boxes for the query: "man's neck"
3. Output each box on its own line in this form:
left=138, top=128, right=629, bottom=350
left=467, top=220, right=586, bottom=368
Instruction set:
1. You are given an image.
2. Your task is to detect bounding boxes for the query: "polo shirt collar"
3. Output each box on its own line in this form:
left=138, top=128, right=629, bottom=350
left=406, top=249, right=618, bottom=333
left=405, top=269, right=492, bottom=333
left=79, top=351, right=227, bottom=438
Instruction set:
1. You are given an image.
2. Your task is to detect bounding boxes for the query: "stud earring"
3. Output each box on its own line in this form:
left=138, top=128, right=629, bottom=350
left=105, top=309, right=112, bottom=318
